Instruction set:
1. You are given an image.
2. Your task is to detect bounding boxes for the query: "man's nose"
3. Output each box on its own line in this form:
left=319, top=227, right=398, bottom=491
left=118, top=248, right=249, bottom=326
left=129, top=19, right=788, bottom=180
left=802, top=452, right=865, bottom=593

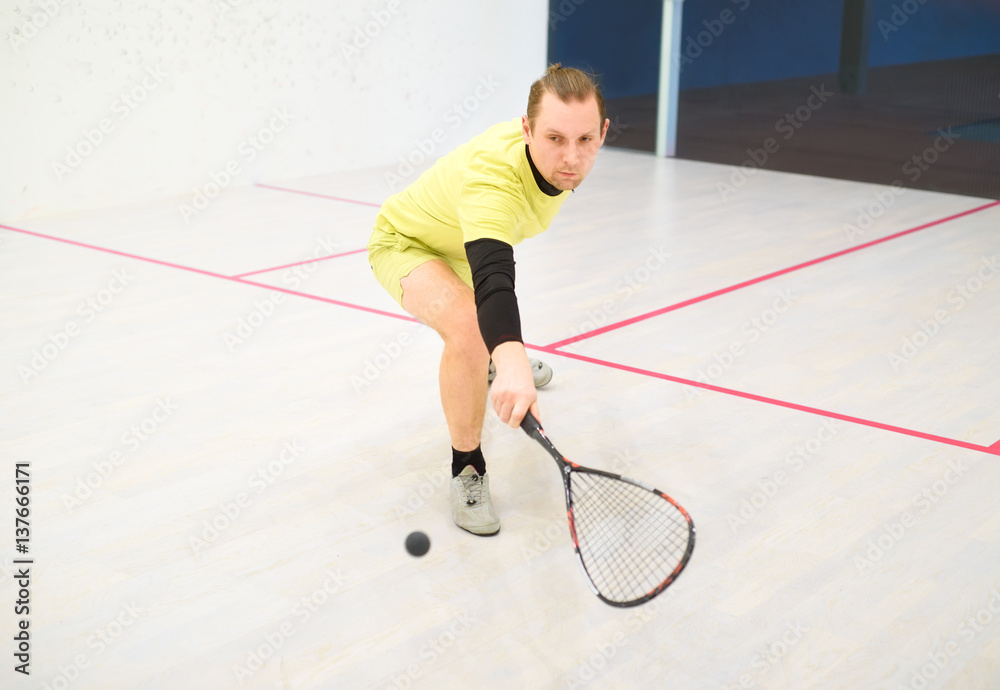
left=563, top=143, right=580, bottom=166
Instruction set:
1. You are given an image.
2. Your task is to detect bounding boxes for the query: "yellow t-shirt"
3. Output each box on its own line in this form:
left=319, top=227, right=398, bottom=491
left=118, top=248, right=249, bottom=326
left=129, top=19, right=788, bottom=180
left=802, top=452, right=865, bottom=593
left=375, top=118, right=569, bottom=261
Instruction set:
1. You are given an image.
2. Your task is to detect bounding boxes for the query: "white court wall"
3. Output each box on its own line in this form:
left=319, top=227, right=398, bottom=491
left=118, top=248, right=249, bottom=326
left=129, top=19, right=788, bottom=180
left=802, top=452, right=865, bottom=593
left=0, top=0, right=549, bottom=220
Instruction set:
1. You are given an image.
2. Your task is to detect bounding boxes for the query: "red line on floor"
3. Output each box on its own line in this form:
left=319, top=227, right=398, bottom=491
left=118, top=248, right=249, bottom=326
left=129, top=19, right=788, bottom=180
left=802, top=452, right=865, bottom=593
left=232, top=247, right=369, bottom=278
left=254, top=183, right=382, bottom=208
left=529, top=346, right=1000, bottom=457
left=235, top=277, right=416, bottom=323
left=545, top=200, right=1000, bottom=350
left=0, top=224, right=415, bottom=324
left=6, top=221, right=993, bottom=456
left=1, top=224, right=234, bottom=281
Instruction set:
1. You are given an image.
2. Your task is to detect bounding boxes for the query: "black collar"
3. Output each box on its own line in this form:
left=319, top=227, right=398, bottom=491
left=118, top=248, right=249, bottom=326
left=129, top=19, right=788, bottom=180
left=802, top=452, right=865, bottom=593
left=525, top=145, right=563, bottom=197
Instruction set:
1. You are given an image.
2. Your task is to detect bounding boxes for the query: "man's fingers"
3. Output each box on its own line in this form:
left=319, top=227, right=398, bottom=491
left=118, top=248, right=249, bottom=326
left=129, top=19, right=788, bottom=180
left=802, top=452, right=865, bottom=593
left=509, top=400, right=529, bottom=428
left=528, top=401, right=541, bottom=426
left=490, top=368, right=537, bottom=428
left=495, top=400, right=511, bottom=425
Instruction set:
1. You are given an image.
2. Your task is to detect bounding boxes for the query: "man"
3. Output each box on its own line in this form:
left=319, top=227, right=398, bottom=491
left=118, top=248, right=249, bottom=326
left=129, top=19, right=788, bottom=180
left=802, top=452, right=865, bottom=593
left=368, top=64, right=609, bottom=536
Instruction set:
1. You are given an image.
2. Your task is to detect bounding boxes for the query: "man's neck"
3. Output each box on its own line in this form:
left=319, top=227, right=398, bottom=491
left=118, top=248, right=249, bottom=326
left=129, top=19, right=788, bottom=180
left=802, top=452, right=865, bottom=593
left=525, top=144, right=562, bottom=197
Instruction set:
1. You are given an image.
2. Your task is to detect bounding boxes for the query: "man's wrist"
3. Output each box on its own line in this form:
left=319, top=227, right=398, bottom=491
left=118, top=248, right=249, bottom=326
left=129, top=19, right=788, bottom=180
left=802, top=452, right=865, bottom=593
left=490, top=340, right=528, bottom=371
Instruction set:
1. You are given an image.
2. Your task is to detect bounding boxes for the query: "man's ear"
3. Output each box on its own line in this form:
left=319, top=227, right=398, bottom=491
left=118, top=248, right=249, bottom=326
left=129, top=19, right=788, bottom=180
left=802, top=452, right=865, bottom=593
left=521, top=115, right=533, bottom=145
left=599, top=118, right=610, bottom=146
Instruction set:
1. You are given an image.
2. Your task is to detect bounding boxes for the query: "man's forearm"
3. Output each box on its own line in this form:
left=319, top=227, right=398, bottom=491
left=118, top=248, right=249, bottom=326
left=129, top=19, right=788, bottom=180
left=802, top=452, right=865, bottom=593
left=491, top=340, right=529, bottom=372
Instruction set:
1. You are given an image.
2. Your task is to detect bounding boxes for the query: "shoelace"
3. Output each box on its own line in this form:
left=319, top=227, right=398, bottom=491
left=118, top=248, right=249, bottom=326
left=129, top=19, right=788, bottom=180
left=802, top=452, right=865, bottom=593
left=461, top=474, right=483, bottom=506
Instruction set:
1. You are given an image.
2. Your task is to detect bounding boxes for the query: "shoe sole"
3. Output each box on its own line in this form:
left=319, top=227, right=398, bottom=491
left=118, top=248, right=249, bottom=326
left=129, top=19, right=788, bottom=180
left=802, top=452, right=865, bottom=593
left=456, top=522, right=501, bottom=537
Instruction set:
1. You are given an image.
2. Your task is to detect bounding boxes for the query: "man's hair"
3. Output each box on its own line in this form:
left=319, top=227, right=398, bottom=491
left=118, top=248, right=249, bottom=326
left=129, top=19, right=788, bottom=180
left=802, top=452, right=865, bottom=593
left=526, top=63, right=606, bottom=131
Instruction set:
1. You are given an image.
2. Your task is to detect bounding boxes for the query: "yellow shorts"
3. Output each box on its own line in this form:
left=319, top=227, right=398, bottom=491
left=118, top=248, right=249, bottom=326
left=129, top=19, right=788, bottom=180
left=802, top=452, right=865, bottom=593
left=367, top=222, right=473, bottom=307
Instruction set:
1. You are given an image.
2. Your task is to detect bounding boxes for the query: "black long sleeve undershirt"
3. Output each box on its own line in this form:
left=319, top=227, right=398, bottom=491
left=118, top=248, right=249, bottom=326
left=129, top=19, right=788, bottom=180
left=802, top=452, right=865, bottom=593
left=525, top=145, right=562, bottom=197
left=464, top=146, right=561, bottom=353
left=464, top=238, right=520, bottom=354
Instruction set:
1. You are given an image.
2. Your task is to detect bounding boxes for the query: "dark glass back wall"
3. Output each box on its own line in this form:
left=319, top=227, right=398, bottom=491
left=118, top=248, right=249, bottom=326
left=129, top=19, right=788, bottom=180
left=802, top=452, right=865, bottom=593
left=549, top=0, right=1000, bottom=199
left=547, top=0, right=662, bottom=152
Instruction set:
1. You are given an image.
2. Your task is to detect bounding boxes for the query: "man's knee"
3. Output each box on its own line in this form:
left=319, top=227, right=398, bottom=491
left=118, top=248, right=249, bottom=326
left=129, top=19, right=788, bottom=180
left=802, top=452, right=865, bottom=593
left=422, top=281, right=463, bottom=321
left=441, top=308, right=486, bottom=356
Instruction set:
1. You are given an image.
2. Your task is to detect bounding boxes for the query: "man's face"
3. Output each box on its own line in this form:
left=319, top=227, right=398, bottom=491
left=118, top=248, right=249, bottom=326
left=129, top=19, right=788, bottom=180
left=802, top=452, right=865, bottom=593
left=522, top=91, right=610, bottom=192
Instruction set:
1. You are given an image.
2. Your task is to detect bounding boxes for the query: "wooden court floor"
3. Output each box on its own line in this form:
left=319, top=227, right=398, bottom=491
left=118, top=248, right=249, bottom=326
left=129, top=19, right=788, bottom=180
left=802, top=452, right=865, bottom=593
left=2, top=148, right=999, bottom=689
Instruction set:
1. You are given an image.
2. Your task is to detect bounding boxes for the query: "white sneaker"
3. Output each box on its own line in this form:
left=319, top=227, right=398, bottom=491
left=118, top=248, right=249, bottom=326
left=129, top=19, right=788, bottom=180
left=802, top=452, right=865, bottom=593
left=488, top=358, right=553, bottom=388
left=450, top=466, right=500, bottom=535
left=529, top=358, right=553, bottom=387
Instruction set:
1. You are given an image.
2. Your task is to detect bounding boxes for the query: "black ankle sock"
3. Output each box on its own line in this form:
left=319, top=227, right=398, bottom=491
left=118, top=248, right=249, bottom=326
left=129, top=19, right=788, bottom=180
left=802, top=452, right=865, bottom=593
left=452, top=446, right=486, bottom=477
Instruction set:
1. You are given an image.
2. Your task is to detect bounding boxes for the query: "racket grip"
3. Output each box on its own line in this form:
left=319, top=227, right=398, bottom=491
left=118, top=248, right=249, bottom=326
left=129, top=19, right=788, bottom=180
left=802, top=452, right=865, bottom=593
left=520, top=411, right=566, bottom=465
left=520, top=410, right=543, bottom=437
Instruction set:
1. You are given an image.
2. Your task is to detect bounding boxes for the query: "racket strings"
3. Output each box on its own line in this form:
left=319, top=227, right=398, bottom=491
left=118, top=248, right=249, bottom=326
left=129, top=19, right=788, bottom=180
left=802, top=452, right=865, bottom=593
left=569, top=470, right=692, bottom=604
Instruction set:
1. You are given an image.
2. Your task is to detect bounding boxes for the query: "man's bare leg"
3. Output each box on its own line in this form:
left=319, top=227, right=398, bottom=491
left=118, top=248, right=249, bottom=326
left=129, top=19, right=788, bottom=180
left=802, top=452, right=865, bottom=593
left=400, top=260, right=488, bottom=452
left=400, top=260, right=501, bottom=535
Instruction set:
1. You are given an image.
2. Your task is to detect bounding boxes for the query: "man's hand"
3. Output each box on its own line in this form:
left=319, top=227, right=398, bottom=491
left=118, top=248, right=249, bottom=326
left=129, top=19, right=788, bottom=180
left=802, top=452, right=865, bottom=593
left=489, top=341, right=540, bottom=428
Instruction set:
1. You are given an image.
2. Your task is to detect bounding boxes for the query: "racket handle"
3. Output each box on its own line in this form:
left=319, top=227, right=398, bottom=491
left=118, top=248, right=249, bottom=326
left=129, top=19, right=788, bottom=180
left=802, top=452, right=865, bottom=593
left=520, top=410, right=543, bottom=436
left=520, top=411, right=566, bottom=465
left=521, top=411, right=553, bottom=452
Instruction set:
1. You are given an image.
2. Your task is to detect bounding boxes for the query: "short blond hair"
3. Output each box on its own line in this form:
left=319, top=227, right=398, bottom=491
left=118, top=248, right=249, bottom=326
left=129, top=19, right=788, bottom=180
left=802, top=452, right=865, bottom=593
left=526, top=63, right=606, bottom=131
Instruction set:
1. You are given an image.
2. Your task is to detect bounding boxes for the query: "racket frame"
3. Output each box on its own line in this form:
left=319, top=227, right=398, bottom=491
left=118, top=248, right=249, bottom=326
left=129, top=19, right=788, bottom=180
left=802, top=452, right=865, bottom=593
left=521, top=411, right=695, bottom=608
